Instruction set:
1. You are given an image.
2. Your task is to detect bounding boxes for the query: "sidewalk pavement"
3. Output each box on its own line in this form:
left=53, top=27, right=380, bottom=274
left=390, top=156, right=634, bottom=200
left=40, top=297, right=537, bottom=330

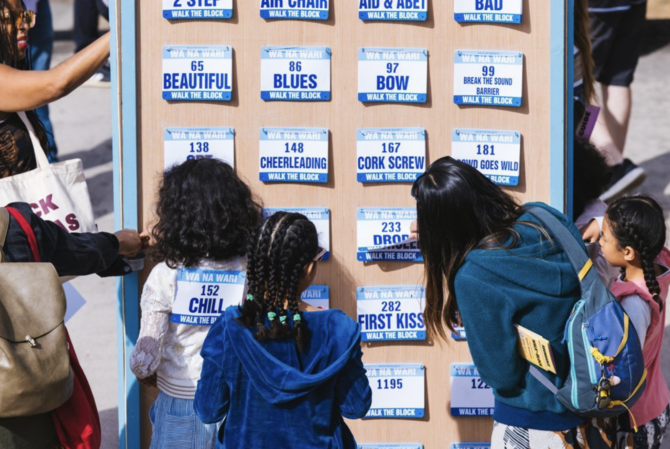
left=45, top=2, right=670, bottom=447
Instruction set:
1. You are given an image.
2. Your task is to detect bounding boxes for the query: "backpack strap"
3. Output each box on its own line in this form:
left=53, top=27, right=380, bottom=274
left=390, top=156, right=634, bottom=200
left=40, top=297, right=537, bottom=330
left=0, top=208, right=9, bottom=263
left=526, top=206, right=593, bottom=283
left=6, top=207, right=41, bottom=262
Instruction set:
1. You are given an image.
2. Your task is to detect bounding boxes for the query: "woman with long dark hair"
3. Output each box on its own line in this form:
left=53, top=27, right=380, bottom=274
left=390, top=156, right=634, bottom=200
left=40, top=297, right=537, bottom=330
left=0, top=0, right=109, bottom=177
left=411, top=157, right=617, bottom=449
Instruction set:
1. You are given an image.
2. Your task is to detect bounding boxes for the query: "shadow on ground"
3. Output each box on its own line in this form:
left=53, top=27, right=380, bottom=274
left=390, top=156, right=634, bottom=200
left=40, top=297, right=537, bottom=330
left=99, top=408, right=119, bottom=449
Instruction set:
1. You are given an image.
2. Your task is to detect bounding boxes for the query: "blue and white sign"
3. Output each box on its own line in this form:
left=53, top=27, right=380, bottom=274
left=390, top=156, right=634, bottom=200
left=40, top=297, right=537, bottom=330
left=358, top=48, right=428, bottom=104
left=172, top=268, right=246, bottom=325
left=453, top=50, right=523, bottom=108
left=261, top=46, right=331, bottom=101
left=263, top=207, right=331, bottom=261
left=260, top=0, right=329, bottom=20
left=359, top=0, right=427, bottom=21
left=357, top=286, right=425, bottom=342
left=162, top=0, right=233, bottom=19
left=451, top=129, right=521, bottom=186
left=450, top=444, right=490, bottom=449
left=357, top=128, right=426, bottom=183
left=357, top=208, right=422, bottom=262
left=450, top=364, right=495, bottom=417
left=163, top=46, right=232, bottom=101
left=454, top=0, right=522, bottom=23
left=164, top=127, right=234, bottom=170
left=366, top=364, right=425, bottom=419
left=259, top=127, right=328, bottom=183
left=359, top=445, right=422, bottom=449
left=452, top=326, right=467, bottom=341
left=302, top=285, right=329, bottom=309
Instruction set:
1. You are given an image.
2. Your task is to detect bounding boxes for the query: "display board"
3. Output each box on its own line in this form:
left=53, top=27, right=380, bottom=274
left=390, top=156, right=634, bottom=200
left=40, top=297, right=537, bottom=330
left=113, top=0, right=570, bottom=447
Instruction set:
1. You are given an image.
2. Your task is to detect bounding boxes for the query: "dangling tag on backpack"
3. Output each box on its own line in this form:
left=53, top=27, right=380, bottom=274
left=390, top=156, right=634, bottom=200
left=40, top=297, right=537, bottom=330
left=172, top=268, right=246, bottom=326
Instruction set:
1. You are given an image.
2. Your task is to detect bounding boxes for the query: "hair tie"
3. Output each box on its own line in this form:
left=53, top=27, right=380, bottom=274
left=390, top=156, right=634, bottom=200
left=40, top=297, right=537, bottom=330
left=267, top=312, right=277, bottom=321
left=246, top=294, right=254, bottom=302
left=293, top=314, right=302, bottom=322
left=280, top=315, right=288, bottom=324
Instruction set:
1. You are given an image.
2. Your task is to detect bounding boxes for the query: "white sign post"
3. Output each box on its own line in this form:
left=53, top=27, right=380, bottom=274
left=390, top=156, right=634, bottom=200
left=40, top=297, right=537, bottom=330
left=357, top=286, right=426, bottom=342
left=164, top=127, right=235, bottom=170
left=453, top=50, right=523, bottom=108
left=451, top=129, right=521, bottom=186
left=454, top=0, right=522, bottom=23
left=357, top=208, right=421, bottom=262
left=358, top=48, right=428, bottom=104
left=450, top=363, right=495, bottom=417
left=162, top=46, right=233, bottom=102
left=162, top=0, right=233, bottom=19
left=357, top=128, right=426, bottom=183
left=366, top=364, right=425, bottom=419
left=172, top=268, right=246, bottom=326
left=259, top=127, right=329, bottom=183
left=261, top=46, right=331, bottom=101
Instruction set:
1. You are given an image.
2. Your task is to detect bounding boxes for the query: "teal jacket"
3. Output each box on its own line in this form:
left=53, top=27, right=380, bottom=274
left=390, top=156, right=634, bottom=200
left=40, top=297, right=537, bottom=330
left=455, top=202, right=586, bottom=430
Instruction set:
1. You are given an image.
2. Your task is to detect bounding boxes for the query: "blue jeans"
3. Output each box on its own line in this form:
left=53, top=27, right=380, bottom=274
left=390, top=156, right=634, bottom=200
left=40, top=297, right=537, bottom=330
left=149, top=391, right=219, bottom=449
left=29, top=0, right=58, bottom=161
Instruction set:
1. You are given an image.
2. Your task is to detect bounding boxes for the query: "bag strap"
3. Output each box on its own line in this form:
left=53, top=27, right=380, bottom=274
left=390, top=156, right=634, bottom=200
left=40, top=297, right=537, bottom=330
left=17, top=111, right=50, bottom=169
left=0, top=208, right=9, bottom=263
left=526, top=206, right=592, bottom=282
left=6, top=207, right=41, bottom=262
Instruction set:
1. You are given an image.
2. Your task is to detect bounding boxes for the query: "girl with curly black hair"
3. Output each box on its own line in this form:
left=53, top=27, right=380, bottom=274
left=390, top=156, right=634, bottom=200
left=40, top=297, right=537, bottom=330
left=194, top=212, right=371, bottom=449
left=130, top=158, right=261, bottom=449
left=599, top=195, right=670, bottom=447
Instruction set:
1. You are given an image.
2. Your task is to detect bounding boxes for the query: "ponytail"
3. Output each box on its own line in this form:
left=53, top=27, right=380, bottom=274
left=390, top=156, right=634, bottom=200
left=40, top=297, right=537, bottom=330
left=608, top=196, right=667, bottom=311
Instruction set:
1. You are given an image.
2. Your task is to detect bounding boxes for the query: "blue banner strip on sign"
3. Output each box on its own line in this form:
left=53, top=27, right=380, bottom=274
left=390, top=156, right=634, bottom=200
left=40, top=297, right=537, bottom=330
left=358, top=48, right=428, bottom=62
left=450, top=408, right=495, bottom=417
left=261, top=10, right=328, bottom=20
left=261, top=46, right=331, bottom=60
left=484, top=175, right=519, bottom=186
left=163, top=91, right=232, bottom=101
left=359, top=11, right=427, bottom=21
left=357, top=173, right=420, bottom=183
left=454, top=13, right=521, bottom=23
left=260, top=128, right=329, bottom=141
left=358, top=93, right=426, bottom=103
left=171, top=314, right=221, bottom=325
left=453, top=95, right=521, bottom=107
left=358, top=252, right=423, bottom=262
left=362, top=331, right=426, bottom=342
left=261, top=91, right=330, bottom=101
left=366, top=408, right=425, bottom=419
left=453, top=51, right=522, bottom=65
left=163, top=9, right=233, bottom=19
left=165, top=128, right=234, bottom=141
left=260, top=172, right=328, bottom=183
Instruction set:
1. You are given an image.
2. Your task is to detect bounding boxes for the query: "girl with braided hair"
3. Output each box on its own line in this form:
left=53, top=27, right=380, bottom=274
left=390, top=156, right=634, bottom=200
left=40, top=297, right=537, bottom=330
left=599, top=195, right=670, bottom=448
left=195, top=212, right=371, bottom=449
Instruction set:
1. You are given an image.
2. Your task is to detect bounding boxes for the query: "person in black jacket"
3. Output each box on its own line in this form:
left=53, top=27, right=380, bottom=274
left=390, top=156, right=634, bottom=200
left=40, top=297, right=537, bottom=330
left=0, top=202, right=144, bottom=449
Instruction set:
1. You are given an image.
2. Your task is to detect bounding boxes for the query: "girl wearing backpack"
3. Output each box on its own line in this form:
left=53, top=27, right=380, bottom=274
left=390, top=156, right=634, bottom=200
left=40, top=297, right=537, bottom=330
left=129, top=159, right=261, bottom=449
left=194, top=212, right=372, bottom=448
left=410, top=156, right=616, bottom=449
left=599, top=195, right=670, bottom=449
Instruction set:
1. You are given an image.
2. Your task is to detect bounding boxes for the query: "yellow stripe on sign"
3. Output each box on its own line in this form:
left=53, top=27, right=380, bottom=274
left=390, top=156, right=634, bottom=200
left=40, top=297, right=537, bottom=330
left=578, top=259, right=593, bottom=281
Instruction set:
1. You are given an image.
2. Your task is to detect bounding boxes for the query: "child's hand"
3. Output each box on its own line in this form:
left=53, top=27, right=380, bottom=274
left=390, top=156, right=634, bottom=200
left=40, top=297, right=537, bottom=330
left=137, top=373, right=157, bottom=388
left=140, top=230, right=154, bottom=249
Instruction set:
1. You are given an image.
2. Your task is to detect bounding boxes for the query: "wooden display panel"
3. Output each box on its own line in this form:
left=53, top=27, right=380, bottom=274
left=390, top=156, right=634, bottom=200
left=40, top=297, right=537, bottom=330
left=134, top=1, right=559, bottom=447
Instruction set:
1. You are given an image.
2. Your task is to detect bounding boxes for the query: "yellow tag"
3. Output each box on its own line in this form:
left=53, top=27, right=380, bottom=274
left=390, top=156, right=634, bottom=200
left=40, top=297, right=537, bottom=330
left=515, top=324, right=557, bottom=374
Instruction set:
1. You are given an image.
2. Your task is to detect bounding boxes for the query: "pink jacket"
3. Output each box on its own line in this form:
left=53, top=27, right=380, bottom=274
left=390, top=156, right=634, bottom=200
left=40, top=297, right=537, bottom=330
left=610, top=248, right=670, bottom=427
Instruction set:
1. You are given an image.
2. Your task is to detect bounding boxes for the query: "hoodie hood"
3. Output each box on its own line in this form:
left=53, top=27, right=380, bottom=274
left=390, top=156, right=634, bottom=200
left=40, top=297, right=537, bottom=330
left=462, top=202, right=584, bottom=298
left=224, top=307, right=361, bottom=405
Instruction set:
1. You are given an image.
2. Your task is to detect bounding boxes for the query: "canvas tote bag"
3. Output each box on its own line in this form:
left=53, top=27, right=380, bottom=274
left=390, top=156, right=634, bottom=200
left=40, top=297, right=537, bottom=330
left=0, top=112, right=96, bottom=233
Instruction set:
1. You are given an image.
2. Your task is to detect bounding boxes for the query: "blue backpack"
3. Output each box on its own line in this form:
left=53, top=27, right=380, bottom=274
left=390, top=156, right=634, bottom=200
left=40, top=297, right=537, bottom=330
left=527, top=207, right=647, bottom=428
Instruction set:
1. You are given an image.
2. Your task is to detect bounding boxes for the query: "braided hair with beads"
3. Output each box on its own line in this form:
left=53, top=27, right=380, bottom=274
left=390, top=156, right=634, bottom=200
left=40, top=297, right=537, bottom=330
left=607, top=195, right=667, bottom=311
left=237, top=212, right=319, bottom=351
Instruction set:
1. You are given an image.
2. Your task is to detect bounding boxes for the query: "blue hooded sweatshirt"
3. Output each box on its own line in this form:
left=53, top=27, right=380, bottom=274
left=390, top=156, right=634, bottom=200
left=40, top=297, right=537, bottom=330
left=194, top=307, right=372, bottom=449
left=454, top=203, right=587, bottom=430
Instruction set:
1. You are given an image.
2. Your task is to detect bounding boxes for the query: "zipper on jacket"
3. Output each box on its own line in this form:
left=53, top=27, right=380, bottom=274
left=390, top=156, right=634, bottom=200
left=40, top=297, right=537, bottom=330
left=582, top=324, right=597, bottom=384
left=568, top=300, right=585, bottom=409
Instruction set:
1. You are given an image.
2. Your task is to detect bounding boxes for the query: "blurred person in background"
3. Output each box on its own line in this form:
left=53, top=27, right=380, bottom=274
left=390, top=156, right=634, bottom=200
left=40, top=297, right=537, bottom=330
left=0, top=0, right=109, bottom=178
left=73, top=0, right=109, bottom=85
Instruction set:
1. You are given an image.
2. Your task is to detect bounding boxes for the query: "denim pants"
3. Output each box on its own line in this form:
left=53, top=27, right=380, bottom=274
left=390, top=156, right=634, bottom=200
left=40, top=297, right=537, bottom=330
left=149, top=391, right=218, bottom=449
left=29, top=0, right=58, bottom=161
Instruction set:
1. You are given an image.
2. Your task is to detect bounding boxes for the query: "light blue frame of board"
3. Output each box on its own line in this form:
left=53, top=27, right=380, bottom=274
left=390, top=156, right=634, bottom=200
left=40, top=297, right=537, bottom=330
left=111, top=0, right=141, bottom=448
left=111, top=2, right=573, bottom=446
